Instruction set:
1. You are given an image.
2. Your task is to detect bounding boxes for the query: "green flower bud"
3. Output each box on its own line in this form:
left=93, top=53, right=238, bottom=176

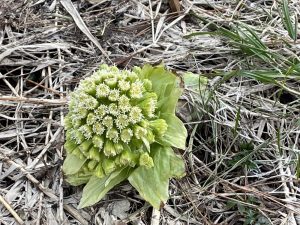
left=108, top=103, right=119, bottom=116
left=118, top=95, right=131, bottom=113
left=129, top=106, right=143, bottom=123
left=64, top=115, right=73, bottom=130
left=146, top=130, right=155, bottom=144
left=95, top=105, right=107, bottom=119
left=74, top=107, right=88, bottom=119
left=120, top=128, right=133, bottom=143
left=87, top=160, right=98, bottom=170
left=139, top=120, right=149, bottom=128
left=94, top=164, right=105, bottom=178
left=114, top=155, right=121, bottom=166
left=129, top=81, right=143, bottom=99
left=82, top=95, right=99, bottom=110
left=115, top=114, right=129, bottom=129
left=110, top=66, right=119, bottom=73
left=70, top=129, right=85, bottom=144
left=64, top=140, right=78, bottom=154
left=132, top=66, right=141, bottom=75
left=114, top=143, right=124, bottom=154
left=79, top=125, right=93, bottom=139
left=80, top=79, right=96, bottom=95
left=149, top=119, right=168, bottom=137
left=91, top=71, right=104, bottom=84
left=102, top=158, right=116, bottom=175
left=139, top=153, right=154, bottom=169
left=82, top=164, right=90, bottom=173
left=96, top=83, right=110, bottom=98
left=72, top=147, right=85, bottom=160
left=103, top=140, right=117, bottom=156
left=105, top=77, right=118, bottom=88
left=65, top=130, right=73, bottom=141
left=106, top=128, right=119, bottom=143
left=69, top=98, right=76, bottom=112
left=86, top=113, right=97, bottom=125
left=108, top=89, right=120, bottom=102
left=92, top=135, right=104, bottom=149
left=92, top=122, right=105, bottom=135
left=118, top=79, right=131, bottom=91
left=133, top=125, right=147, bottom=139
left=102, top=116, right=114, bottom=129
left=143, top=79, right=152, bottom=91
left=88, top=147, right=101, bottom=161
left=120, top=149, right=138, bottom=167
left=71, top=116, right=83, bottom=128
left=79, top=139, right=93, bottom=152
left=99, top=64, right=109, bottom=70
left=137, top=93, right=157, bottom=118
left=127, top=71, right=139, bottom=81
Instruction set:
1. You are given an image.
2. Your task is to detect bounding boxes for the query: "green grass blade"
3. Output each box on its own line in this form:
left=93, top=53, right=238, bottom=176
left=281, top=0, right=297, bottom=41
left=184, top=31, right=219, bottom=38
left=238, top=24, right=267, bottom=50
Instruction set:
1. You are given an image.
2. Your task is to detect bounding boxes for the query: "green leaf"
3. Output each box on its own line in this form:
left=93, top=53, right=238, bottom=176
left=128, top=145, right=185, bottom=209
left=169, top=152, right=186, bottom=179
left=238, top=70, right=289, bottom=83
left=157, top=113, right=187, bottom=149
left=66, top=172, right=93, bottom=186
left=140, top=64, right=183, bottom=114
left=281, top=0, right=297, bottom=41
left=78, top=167, right=132, bottom=208
left=157, top=87, right=182, bottom=114
left=297, top=154, right=300, bottom=179
left=63, top=154, right=86, bottom=175
left=183, top=72, right=208, bottom=92
left=142, top=65, right=177, bottom=99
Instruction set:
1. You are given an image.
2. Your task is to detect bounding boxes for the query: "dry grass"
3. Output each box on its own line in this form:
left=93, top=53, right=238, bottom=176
left=0, top=0, right=299, bottom=224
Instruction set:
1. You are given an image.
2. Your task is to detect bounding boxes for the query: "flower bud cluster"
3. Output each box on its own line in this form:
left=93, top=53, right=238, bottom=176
left=64, top=65, right=168, bottom=177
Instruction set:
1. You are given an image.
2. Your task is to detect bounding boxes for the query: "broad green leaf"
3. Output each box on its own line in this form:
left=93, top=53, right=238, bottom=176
left=128, top=145, right=185, bottom=209
left=157, top=87, right=182, bottom=114
left=143, top=65, right=177, bottom=99
left=139, top=64, right=183, bottom=114
left=63, top=154, right=86, bottom=175
left=137, top=64, right=154, bottom=80
left=104, top=166, right=127, bottom=187
left=157, top=113, right=187, bottom=149
left=66, top=172, right=93, bottom=186
left=183, top=72, right=208, bottom=92
left=78, top=167, right=132, bottom=208
left=169, top=152, right=186, bottom=179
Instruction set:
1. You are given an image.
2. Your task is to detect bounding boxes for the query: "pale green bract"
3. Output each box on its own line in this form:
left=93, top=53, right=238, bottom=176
left=63, top=64, right=187, bottom=209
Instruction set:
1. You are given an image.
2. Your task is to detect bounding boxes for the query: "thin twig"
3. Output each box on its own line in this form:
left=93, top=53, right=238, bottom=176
left=0, top=96, right=67, bottom=105
left=0, top=195, right=25, bottom=225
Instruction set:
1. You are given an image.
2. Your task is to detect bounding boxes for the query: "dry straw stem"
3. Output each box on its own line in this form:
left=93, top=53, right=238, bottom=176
left=0, top=152, right=89, bottom=225
left=0, top=96, right=67, bottom=105
left=0, top=0, right=300, bottom=224
left=0, top=195, right=24, bottom=225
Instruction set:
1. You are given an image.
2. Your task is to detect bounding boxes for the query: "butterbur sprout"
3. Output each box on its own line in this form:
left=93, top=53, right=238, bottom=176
left=63, top=64, right=187, bottom=209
